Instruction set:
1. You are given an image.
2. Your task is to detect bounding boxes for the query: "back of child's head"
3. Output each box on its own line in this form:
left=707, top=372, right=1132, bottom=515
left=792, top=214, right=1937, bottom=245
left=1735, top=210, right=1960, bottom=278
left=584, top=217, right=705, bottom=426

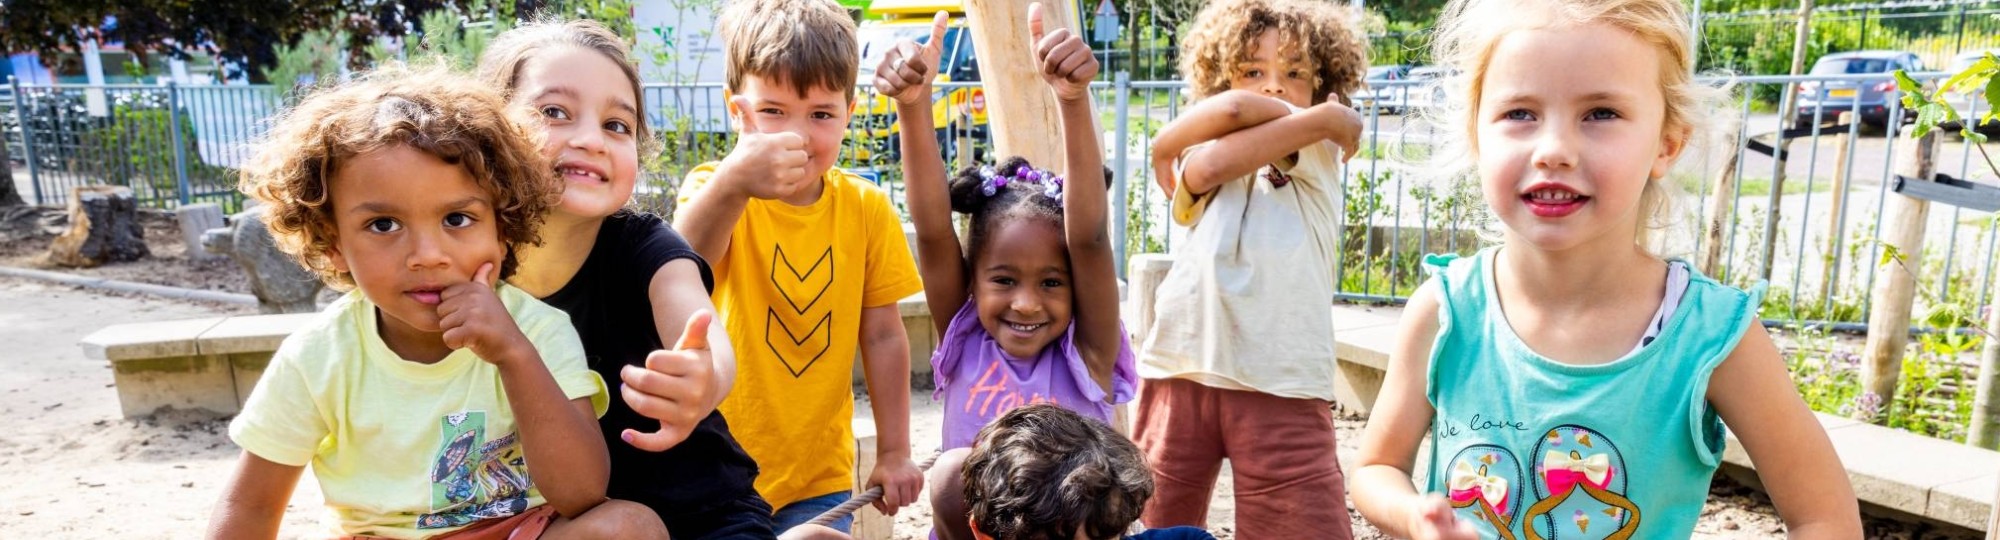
left=962, top=404, right=1152, bottom=540
left=717, top=0, right=859, bottom=103
left=1430, top=0, right=1724, bottom=244
left=947, top=157, right=1113, bottom=264
left=477, top=17, right=652, bottom=153
left=241, top=65, right=559, bottom=290
left=1179, top=0, right=1367, bottom=105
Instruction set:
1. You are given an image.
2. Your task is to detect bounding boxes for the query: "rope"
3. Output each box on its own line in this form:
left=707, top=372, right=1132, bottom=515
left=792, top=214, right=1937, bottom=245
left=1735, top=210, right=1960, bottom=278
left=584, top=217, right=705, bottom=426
left=800, top=453, right=942, bottom=529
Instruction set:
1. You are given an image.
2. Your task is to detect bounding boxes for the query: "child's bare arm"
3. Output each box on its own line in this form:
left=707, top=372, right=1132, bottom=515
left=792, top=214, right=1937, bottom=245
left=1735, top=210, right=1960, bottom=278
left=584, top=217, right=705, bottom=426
left=1709, top=323, right=1862, bottom=538
left=438, top=265, right=609, bottom=516
left=676, top=100, right=814, bottom=264
left=880, top=12, right=970, bottom=332
left=1148, top=90, right=1294, bottom=196
left=1174, top=97, right=1361, bottom=197
left=1030, top=3, right=1119, bottom=393
left=207, top=452, right=305, bottom=540
left=1350, top=283, right=1477, bottom=540
left=858, top=303, right=924, bottom=514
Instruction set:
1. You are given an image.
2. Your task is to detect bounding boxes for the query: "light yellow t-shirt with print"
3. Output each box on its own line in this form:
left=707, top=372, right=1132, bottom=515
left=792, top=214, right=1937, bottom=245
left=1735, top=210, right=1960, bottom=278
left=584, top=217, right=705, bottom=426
left=679, top=164, right=924, bottom=510
left=229, top=284, right=608, bottom=539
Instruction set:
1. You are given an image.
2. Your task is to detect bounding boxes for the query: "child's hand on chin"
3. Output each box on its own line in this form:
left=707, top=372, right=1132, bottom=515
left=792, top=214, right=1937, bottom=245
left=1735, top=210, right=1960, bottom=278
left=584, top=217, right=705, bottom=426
left=439, top=263, right=532, bottom=365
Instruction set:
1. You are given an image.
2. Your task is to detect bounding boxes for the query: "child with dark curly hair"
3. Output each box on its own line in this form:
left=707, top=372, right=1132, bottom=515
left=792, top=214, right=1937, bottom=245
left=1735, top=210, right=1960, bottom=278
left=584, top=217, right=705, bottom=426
left=1133, top=0, right=1368, bottom=537
left=207, top=66, right=665, bottom=539
left=873, top=5, right=1138, bottom=539
left=962, top=404, right=1213, bottom=540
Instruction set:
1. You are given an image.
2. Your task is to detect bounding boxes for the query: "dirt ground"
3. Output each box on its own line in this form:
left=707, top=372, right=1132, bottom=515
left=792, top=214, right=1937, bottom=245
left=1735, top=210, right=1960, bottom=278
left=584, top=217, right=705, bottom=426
left=0, top=204, right=1986, bottom=538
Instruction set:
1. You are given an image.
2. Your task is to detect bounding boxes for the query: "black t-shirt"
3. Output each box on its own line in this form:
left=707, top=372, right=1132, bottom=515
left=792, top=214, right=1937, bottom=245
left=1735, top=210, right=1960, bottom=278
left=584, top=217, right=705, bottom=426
left=539, top=210, right=761, bottom=519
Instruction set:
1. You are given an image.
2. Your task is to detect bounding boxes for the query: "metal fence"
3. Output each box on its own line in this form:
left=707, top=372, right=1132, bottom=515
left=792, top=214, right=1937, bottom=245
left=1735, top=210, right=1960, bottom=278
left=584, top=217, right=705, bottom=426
left=7, top=73, right=1998, bottom=331
left=1697, top=1, right=2000, bottom=76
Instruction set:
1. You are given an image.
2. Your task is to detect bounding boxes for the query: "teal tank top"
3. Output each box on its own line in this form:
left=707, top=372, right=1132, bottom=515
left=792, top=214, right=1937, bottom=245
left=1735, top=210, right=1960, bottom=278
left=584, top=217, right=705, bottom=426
left=1421, top=249, right=1764, bottom=540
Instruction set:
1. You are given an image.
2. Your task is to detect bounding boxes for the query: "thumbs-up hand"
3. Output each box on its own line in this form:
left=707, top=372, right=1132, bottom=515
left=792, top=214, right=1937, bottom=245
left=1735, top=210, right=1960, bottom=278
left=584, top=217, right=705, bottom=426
left=440, top=262, right=532, bottom=366
left=876, top=11, right=949, bottom=107
left=620, top=310, right=721, bottom=452
left=1029, top=2, right=1098, bottom=102
left=721, top=96, right=813, bottom=200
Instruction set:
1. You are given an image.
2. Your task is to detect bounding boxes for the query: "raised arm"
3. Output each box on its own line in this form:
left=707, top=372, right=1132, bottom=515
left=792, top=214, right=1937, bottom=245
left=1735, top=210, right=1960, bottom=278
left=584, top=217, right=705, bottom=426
left=1708, top=322, right=1861, bottom=538
left=1349, top=283, right=1477, bottom=540
left=1147, top=90, right=1294, bottom=196
left=879, top=11, right=970, bottom=332
left=1029, top=2, right=1118, bottom=394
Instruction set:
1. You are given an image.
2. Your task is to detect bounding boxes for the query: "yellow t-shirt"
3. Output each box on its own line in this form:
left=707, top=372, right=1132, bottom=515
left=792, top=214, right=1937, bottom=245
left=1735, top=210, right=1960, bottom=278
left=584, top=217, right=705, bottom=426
left=679, top=164, right=924, bottom=510
left=229, top=285, right=608, bottom=539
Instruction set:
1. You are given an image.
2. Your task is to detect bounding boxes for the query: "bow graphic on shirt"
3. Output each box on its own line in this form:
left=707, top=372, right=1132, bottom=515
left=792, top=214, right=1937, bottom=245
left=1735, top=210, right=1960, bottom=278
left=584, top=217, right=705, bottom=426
left=1448, top=461, right=1511, bottom=514
left=1542, top=450, right=1614, bottom=495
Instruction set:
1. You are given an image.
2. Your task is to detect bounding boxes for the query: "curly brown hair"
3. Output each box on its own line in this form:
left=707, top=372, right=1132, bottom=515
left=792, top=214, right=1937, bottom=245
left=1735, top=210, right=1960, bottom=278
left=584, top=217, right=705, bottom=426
left=963, top=404, right=1153, bottom=540
left=1179, top=0, right=1368, bottom=105
left=239, top=65, right=560, bottom=290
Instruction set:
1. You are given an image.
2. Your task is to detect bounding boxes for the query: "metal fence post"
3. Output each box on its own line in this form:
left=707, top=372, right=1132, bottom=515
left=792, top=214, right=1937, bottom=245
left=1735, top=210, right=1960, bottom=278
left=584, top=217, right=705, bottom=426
left=11, top=77, right=42, bottom=206
left=167, top=81, right=191, bottom=205
left=1112, top=71, right=1132, bottom=279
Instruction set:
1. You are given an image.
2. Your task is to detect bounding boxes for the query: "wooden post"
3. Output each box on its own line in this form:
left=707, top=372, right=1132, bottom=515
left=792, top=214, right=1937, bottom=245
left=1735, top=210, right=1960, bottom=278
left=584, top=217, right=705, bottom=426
left=963, top=0, right=1087, bottom=167
left=1859, top=130, right=1939, bottom=419
left=850, top=418, right=891, bottom=540
left=1760, top=0, right=1815, bottom=281
left=1821, top=111, right=1855, bottom=301
left=1699, top=151, right=1740, bottom=277
left=1973, top=257, right=2000, bottom=448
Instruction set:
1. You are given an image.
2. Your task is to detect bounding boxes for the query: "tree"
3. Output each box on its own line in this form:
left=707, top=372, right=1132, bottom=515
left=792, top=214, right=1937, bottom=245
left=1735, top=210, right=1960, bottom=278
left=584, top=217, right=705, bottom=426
left=0, top=0, right=476, bottom=83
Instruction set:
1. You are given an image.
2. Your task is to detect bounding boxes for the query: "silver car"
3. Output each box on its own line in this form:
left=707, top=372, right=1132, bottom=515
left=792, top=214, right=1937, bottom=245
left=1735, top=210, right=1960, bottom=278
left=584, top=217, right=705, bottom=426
left=1793, top=50, right=1926, bottom=130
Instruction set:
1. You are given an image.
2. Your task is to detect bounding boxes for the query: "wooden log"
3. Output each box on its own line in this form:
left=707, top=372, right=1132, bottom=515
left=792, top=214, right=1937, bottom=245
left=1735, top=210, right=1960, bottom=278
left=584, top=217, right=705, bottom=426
left=962, top=0, right=1088, bottom=167
left=47, top=185, right=149, bottom=268
left=1860, top=130, right=1939, bottom=419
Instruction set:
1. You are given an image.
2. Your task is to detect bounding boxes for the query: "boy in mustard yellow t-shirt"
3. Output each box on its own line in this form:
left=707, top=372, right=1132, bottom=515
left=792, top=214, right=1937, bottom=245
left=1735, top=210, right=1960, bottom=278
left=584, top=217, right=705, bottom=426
left=673, top=0, right=925, bottom=533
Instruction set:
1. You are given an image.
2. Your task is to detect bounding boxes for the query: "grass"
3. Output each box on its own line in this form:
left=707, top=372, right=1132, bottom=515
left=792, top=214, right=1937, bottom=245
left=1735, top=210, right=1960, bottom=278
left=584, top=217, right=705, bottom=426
left=1675, top=174, right=1835, bottom=198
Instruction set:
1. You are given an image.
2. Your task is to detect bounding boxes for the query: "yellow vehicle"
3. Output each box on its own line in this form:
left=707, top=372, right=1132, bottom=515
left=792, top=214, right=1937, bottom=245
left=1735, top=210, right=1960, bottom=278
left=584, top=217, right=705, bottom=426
left=849, top=0, right=990, bottom=164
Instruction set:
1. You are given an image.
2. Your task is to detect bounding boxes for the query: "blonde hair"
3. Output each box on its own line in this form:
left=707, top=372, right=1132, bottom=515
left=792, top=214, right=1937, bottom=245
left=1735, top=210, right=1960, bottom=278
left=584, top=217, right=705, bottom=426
left=240, top=66, right=559, bottom=290
left=718, top=0, right=859, bottom=103
left=1178, top=0, right=1368, bottom=105
left=478, top=17, right=655, bottom=156
left=1428, top=0, right=1727, bottom=246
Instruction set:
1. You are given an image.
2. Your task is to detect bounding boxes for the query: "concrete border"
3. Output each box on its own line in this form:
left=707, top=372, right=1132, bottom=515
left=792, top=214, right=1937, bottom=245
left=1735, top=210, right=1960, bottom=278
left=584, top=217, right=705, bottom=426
left=0, top=264, right=256, bottom=306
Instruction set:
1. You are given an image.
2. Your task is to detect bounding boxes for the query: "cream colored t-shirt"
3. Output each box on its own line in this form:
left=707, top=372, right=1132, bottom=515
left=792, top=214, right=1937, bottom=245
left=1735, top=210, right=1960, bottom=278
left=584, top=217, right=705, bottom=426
left=1140, top=135, right=1345, bottom=401
left=229, top=285, right=608, bottom=538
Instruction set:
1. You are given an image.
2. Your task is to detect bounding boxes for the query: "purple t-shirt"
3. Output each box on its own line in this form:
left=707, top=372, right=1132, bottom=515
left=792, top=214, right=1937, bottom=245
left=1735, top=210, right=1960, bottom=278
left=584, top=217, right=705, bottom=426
left=932, top=301, right=1139, bottom=450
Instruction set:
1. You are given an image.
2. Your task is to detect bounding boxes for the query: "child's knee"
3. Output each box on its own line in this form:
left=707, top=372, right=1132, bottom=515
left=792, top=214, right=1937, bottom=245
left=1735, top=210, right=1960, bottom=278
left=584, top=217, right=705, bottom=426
left=570, top=499, right=667, bottom=539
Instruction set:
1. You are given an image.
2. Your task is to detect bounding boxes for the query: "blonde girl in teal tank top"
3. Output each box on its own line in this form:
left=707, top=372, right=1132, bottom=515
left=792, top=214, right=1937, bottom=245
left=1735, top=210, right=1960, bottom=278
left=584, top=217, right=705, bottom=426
left=1344, top=0, right=1862, bottom=537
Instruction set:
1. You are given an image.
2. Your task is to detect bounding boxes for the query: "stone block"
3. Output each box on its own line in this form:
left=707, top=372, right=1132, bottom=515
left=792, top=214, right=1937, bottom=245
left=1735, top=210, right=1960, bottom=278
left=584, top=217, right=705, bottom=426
left=1929, top=475, right=1998, bottom=530
left=854, top=293, right=938, bottom=390
left=110, top=354, right=240, bottom=417
left=199, top=313, right=316, bottom=355
left=175, top=203, right=224, bottom=261
left=228, top=352, right=274, bottom=409
left=78, top=318, right=224, bottom=362
left=205, top=206, right=324, bottom=314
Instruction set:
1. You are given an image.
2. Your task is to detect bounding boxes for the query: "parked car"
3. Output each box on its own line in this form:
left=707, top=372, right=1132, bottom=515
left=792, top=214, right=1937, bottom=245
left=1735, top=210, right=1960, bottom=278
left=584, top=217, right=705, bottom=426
left=1356, top=64, right=1411, bottom=114
left=850, top=0, right=991, bottom=164
left=1939, top=49, right=2000, bottom=136
left=1794, top=50, right=1926, bottom=131
left=1402, top=66, right=1455, bottom=113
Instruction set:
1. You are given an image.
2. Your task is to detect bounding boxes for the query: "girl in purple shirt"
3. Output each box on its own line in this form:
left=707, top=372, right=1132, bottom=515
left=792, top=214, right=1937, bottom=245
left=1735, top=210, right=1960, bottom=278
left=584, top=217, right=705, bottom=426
left=871, top=7, right=1137, bottom=539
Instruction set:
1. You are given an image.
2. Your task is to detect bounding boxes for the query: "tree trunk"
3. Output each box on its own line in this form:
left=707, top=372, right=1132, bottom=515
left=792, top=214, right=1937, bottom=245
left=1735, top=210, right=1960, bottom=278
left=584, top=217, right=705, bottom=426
left=1859, top=130, right=1939, bottom=421
left=0, top=136, right=23, bottom=207
left=963, top=0, right=1092, bottom=167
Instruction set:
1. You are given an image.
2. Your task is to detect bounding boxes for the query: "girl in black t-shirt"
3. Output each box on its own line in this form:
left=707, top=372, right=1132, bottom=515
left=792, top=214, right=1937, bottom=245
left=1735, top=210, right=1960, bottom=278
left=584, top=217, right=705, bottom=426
left=477, top=18, right=822, bottom=540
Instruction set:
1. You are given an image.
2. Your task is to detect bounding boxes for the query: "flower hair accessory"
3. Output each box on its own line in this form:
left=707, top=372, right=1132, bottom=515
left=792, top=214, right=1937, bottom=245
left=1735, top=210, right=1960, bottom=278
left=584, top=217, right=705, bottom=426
left=979, top=163, right=1065, bottom=200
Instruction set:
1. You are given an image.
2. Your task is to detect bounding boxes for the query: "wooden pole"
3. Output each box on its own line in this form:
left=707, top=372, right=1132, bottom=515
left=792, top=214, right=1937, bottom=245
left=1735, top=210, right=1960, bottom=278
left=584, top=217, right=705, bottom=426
left=1821, top=111, right=1855, bottom=301
left=1973, top=254, right=2000, bottom=448
left=1699, top=151, right=1740, bottom=277
left=963, top=0, right=1086, bottom=167
left=1761, top=0, right=1816, bottom=281
left=1859, top=130, right=1939, bottom=420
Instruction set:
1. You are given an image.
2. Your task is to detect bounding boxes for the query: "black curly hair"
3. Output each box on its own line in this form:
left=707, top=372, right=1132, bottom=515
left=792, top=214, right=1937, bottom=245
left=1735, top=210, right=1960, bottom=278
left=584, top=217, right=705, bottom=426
left=962, top=404, right=1153, bottom=540
left=947, top=156, right=1114, bottom=263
